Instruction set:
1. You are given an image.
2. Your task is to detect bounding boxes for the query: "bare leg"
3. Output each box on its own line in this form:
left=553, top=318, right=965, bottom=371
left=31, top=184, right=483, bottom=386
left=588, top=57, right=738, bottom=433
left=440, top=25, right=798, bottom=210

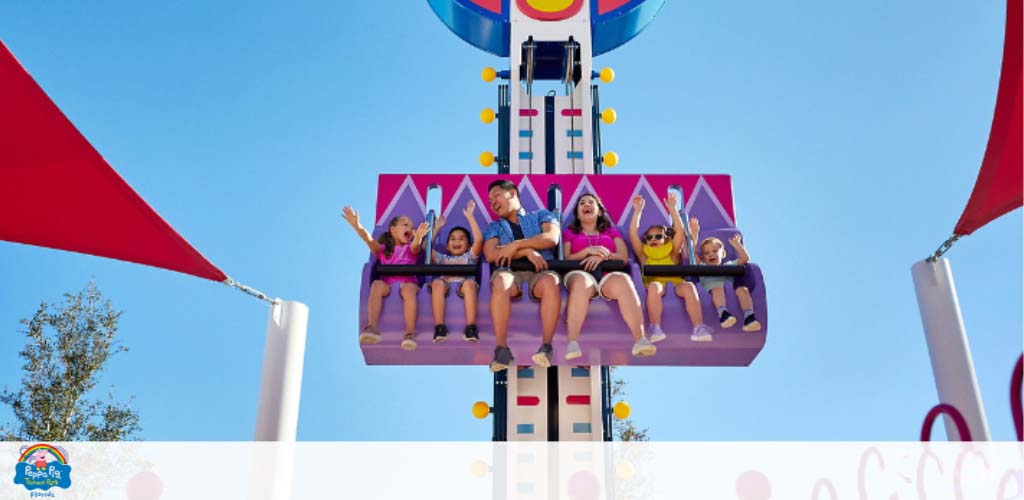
left=400, top=283, right=419, bottom=333
left=711, top=287, right=727, bottom=309
left=462, top=281, right=478, bottom=325
left=534, top=275, right=561, bottom=345
left=367, top=280, right=391, bottom=326
left=490, top=273, right=517, bottom=347
left=430, top=279, right=446, bottom=326
left=646, top=282, right=665, bottom=325
left=736, top=286, right=754, bottom=312
left=602, top=275, right=644, bottom=340
left=675, top=282, right=704, bottom=327
left=566, top=274, right=595, bottom=341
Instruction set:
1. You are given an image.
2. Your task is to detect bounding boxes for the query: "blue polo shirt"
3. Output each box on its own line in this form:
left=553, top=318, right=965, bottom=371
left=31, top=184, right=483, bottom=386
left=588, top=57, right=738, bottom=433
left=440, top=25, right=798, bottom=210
left=483, top=209, right=560, bottom=260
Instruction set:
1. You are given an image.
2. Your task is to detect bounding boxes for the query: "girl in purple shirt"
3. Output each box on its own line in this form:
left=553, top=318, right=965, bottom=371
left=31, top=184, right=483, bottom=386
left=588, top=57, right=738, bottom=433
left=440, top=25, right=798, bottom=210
left=562, top=194, right=656, bottom=359
left=342, top=206, right=428, bottom=351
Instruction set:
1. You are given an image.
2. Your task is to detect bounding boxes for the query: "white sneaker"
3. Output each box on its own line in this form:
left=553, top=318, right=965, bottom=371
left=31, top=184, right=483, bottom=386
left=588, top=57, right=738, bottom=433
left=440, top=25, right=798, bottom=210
left=401, top=332, right=417, bottom=351
left=632, top=337, right=657, bottom=357
left=648, top=324, right=666, bottom=343
left=531, top=344, right=553, bottom=367
left=690, top=324, right=713, bottom=342
left=565, top=340, right=582, bottom=360
left=359, top=324, right=381, bottom=344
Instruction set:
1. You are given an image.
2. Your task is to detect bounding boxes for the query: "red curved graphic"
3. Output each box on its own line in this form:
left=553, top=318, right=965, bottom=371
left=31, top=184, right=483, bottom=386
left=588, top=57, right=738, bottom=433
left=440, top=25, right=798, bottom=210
left=920, top=403, right=973, bottom=441
left=1012, top=354, right=1022, bottom=441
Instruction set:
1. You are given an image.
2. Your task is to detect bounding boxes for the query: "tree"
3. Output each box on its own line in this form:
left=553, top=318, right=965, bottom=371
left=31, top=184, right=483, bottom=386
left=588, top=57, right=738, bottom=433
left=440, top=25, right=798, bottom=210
left=610, top=367, right=649, bottom=442
left=0, top=282, right=140, bottom=441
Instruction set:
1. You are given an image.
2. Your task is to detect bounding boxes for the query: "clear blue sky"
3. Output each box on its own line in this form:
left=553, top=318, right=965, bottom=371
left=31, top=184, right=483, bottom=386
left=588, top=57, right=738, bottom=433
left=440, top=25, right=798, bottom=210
left=0, top=1, right=1019, bottom=441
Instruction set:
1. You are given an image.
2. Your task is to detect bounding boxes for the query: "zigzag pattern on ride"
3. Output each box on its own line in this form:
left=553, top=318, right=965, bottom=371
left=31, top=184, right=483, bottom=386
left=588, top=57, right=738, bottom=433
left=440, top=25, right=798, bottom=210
left=360, top=173, right=767, bottom=367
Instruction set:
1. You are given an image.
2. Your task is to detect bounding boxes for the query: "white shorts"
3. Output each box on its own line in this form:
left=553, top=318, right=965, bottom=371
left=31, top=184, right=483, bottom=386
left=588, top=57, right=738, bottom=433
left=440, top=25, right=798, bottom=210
left=564, top=270, right=631, bottom=300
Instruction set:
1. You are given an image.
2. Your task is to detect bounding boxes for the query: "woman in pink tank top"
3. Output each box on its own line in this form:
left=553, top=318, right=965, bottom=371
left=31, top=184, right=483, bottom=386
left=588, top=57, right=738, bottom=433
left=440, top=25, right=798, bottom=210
left=561, top=194, right=655, bottom=360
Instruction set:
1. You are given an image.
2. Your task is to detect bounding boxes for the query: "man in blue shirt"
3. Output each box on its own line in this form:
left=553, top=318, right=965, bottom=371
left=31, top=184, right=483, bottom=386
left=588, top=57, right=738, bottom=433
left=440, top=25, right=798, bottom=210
left=483, top=179, right=561, bottom=371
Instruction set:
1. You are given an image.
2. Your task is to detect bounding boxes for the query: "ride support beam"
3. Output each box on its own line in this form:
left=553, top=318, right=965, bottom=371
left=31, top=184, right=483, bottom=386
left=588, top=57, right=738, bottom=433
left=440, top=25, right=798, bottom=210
left=911, top=258, right=991, bottom=440
left=254, top=300, right=310, bottom=441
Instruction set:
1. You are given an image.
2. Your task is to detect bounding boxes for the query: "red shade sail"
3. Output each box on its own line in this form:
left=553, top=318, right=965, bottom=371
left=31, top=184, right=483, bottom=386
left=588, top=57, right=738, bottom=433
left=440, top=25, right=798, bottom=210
left=954, top=0, right=1023, bottom=236
left=0, top=40, right=227, bottom=282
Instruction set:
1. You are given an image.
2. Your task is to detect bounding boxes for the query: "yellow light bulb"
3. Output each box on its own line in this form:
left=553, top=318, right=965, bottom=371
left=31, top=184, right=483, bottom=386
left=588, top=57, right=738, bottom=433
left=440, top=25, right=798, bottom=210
left=472, top=401, right=491, bottom=418
left=601, top=108, right=617, bottom=124
left=479, top=152, right=495, bottom=167
left=612, top=401, right=630, bottom=419
left=615, top=460, right=636, bottom=480
left=603, top=151, right=619, bottom=168
left=471, top=460, right=489, bottom=478
left=599, top=67, right=615, bottom=83
left=480, top=108, right=496, bottom=124
left=481, top=67, right=497, bottom=83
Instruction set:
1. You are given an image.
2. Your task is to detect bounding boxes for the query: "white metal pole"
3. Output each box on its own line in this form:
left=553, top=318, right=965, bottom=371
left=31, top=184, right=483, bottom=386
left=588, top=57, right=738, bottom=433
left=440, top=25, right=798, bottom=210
left=254, top=300, right=309, bottom=441
left=911, top=258, right=991, bottom=440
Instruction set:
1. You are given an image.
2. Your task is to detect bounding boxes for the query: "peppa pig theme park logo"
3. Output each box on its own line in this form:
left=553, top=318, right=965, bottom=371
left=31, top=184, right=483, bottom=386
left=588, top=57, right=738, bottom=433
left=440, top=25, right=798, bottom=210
left=12, top=444, right=72, bottom=492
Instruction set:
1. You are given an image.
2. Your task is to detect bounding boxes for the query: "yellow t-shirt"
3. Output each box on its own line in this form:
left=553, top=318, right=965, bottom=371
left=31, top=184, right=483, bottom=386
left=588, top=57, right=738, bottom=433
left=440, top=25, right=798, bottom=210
left=642, top=243, right=684, bottom=285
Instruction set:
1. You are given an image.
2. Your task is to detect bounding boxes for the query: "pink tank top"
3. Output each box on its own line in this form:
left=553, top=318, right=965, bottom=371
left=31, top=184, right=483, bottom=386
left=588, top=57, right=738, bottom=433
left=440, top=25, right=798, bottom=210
left=377, top=243, right=418, bottom=285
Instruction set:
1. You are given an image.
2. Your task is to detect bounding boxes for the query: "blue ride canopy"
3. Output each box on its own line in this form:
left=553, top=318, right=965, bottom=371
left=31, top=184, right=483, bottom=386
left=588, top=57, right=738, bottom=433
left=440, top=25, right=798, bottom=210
left=427, top=0, right=666, bottom=57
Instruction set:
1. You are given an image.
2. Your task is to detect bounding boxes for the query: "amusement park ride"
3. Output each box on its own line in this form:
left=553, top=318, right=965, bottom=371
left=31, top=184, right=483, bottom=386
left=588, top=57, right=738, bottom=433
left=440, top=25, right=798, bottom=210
left=360, top=0, right=768, bottom=442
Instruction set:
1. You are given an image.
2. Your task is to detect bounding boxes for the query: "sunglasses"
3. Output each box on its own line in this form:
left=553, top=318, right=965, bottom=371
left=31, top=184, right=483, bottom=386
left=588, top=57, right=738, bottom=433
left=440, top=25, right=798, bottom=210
left=644, top=233, right=666, bottom=242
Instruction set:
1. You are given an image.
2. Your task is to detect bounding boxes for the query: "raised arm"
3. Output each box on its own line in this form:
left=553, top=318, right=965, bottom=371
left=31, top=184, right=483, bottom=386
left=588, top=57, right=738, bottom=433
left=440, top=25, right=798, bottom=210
left=464, top=201, right=484, bottom=257
left=729, top=233, right=750, bottom=265
left=431, top=214, right=447, bottom=243
left=410, top=222, right=429, bottom=255
left=628, top=196, right=646, bottom=261
left=341, top=206, right=382, bottom=254
left=664, top=191, right=685, bottom=254
left=688, top=216, right=700, bottom=264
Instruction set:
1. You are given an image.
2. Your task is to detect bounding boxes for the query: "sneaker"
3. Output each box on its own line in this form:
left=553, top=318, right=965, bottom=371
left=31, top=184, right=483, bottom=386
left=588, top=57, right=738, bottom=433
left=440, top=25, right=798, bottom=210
left=531, top=343, right=553, bottom=368
left=719, top=310, right=737, bottom=328
left=433, top=324, right=449, bottom=343
left=463, top=324, right=480, bottom=343
left=401, top=332, right=417, bottom=351
left=648, top=324, right=666, bottom=343
left=632, top=337, right=657, bottom=357
left=359, top=324, right=381, bottom=344
left=565, top=340, right=582, bottom=360
left=742, top=315, right=762, bottom=332
left=489, top=345, right=514, bottom=372
left=690, top=324, right=713, bottom=342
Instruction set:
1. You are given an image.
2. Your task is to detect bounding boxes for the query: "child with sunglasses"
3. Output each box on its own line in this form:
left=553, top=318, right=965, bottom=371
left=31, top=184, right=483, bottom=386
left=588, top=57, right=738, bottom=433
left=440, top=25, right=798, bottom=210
left=628, top=194, right=713, bottom=342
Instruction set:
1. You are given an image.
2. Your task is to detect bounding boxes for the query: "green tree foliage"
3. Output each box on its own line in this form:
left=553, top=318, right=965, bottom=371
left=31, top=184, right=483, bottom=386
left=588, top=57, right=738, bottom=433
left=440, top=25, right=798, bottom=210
left=0, top=282, right=140, bottom=441
left=610, top=368, right=649, bottom=442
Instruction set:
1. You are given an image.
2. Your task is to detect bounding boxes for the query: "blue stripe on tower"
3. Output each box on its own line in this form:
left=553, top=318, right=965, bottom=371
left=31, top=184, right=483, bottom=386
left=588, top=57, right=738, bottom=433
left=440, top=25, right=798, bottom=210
left=566, top=129, right=583, bottom=137
left=517, top=424, right=535, bottom=434
left=567, top=151, right=584, bottom=159
left=573, top=423, right=592, bottom=433
left=571, top=367, right=590, bottom=377
left=518, top=367, right=535, bottom=379
left=519, top=152, right=534, bottom=160
left=519, top=130, right=533, bottom=137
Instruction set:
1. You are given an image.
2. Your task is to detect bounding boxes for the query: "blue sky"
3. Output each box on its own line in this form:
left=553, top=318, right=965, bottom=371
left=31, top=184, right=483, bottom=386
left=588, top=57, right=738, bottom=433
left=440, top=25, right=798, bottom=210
left=0, top=1, right=1019, bottom=441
